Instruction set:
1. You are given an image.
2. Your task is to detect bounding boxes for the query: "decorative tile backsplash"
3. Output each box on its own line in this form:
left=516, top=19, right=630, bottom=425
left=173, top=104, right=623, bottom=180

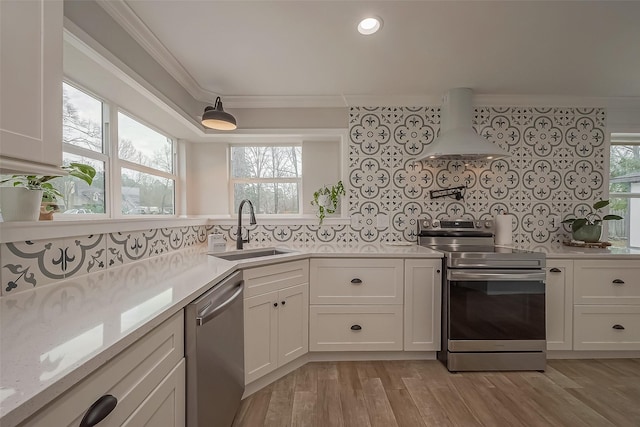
left=216, top=105, right=606, bottom=248
left=1, top=105, right=607, bottom=295
left=1, top=226, right=208, bottom=295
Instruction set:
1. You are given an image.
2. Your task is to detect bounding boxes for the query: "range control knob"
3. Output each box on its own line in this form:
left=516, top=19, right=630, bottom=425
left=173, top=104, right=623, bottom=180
left=474, top=221, right=481, bottom=228
left=484, top=221, right=492, bottom=228
left=422, top=220, right=430, bottom=228
left=432, top=220, right=440, bottom=228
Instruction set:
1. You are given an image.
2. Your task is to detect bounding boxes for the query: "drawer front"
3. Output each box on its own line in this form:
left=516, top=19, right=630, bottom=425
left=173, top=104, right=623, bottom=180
left=21, top=312, right=184, bottom=427
left=244, top=259, right=309, bottom=298
left=309, top=305, right=403, bottom=351
left=310, top=258, right=403, bottom=304
left=574, top=261, right=640, bottom=304
left=574, top=305, right=640, bottom=350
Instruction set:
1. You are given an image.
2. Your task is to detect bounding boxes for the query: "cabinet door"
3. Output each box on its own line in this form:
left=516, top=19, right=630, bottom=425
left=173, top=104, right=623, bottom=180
left=244, top=291, right=278, bottom=384
left=546, top=260, right=573, bottom=350
left=0, top=0, right=63, bottom=173
left=277, top=283, right=309, bottom=366
left=122, top=360, right=185, bottom=427
left=404, top=259, right=442, bottom=351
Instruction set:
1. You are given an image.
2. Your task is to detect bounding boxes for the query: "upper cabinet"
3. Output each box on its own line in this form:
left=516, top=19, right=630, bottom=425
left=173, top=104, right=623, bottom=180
left=0, top=0, right=63, bottom=174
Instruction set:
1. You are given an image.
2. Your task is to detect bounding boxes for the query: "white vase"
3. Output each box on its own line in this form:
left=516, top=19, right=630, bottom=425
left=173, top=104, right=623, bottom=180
left=0, top=187, right=43, bottom=221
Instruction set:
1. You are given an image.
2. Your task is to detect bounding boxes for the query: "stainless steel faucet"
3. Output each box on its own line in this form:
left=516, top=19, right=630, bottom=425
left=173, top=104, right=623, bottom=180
left=236, top=199, right=257, bottom=249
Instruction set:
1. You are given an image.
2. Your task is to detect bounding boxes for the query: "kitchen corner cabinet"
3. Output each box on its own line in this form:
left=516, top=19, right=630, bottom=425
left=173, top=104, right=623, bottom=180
left=309, top=258, right=404, bottom=351
left=0, top=0, right=63, bottom=174
left=243, top=260, right=309, bottom=384
left=404, top=259, right=442, bottom=351
left=573, top=260, right=640, bottom=350
left=545, top=260, right=574, bottom=350
left=19, top=312, right=185, bottom=427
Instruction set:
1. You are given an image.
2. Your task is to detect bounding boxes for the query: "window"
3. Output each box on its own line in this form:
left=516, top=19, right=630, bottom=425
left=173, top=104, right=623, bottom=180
left=230, top=145, right=302, bottom=214
left=609, top=133, right=640, bottom=248
left=55, top=82, right=107, bottom=215
left=49, top=81, right=177, bottom=218
left=118, top=112, right=176, bottom=215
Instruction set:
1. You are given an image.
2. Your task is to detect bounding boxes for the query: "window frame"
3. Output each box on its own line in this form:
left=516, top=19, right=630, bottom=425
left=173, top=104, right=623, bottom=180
left=229, top=143, right=303, bottom=217
left=608, top=133, right=640, bottom=248
left=55, top=80, right=110, bottom=219
left=57, top=78, right=179, bottom=219
left=115, top=109, right=178, bottom=217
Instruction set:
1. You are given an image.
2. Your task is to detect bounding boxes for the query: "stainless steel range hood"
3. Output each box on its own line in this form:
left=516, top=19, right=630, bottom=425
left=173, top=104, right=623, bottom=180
left=416, top=88, right=511, bottom=161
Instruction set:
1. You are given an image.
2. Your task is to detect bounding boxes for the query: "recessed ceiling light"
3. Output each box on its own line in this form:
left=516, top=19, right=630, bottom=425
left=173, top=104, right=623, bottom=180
left=358, top=17, right=382, bottom=35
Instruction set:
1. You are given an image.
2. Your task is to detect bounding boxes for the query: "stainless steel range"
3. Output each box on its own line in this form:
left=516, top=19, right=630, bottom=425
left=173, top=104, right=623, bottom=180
left=418, top=218, right=547, bottom=372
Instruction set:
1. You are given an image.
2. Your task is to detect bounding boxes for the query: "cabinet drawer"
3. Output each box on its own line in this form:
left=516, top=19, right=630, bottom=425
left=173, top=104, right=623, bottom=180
left=310, top=258, right=403, bottom=304
left=574, top=261, right=640, bottom=304
left=244, top=259, right=309, bottom=298
left=21, top=312, right=184, bottom=427
left=574, top=305, right=640, bottom=350
left=309, top=305, right=403, bottom=351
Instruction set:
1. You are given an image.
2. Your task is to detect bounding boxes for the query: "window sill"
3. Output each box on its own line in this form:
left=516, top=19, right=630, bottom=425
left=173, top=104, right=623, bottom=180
left=205, top=214, right=350, bottom=227
left=0, top=217, right=208, bottom=244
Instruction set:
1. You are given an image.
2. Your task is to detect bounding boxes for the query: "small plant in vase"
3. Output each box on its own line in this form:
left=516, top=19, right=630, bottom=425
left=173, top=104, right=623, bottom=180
left=311, top=180, right=345, bottom=224
left=562, top=199, right=623, bottom=243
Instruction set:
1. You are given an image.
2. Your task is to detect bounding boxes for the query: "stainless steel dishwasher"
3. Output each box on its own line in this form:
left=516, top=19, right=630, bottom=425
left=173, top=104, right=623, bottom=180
left=185, top=271, right=244, bottom=427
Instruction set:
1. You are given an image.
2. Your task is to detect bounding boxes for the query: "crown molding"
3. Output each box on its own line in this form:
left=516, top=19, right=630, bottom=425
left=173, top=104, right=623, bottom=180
left=223, top=95, right=348, bottom=109
left=95, top=0, right=212, bottom=102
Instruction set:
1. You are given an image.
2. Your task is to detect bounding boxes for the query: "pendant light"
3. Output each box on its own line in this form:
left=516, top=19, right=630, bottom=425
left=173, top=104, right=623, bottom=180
left=201, top=97, right=237, bottom=130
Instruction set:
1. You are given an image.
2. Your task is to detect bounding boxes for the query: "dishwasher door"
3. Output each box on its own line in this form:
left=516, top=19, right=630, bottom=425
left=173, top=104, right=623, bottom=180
left=185, top=270, right=244, bottom=427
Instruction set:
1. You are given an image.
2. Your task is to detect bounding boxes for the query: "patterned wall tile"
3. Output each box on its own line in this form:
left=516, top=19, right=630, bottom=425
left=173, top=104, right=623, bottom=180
left=1, top=239, right=67, bottom=294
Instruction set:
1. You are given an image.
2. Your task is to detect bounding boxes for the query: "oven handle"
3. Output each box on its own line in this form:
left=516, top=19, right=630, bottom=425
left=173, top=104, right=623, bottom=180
left=448, top=269, right=546, bottom=282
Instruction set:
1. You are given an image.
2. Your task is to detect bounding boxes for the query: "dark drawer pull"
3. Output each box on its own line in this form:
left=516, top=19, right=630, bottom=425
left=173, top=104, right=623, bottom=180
left=80, top=395, right=118, bottom=427
left=273, top=302, right=278, bottom=307
left=350, top=278, right=363, bottom=284
left=281, top=301, right=286, bottom=306
left=612, top=324, right=625, bottom=330
left=612, top=279, right=625, bottom=284
left=549, top=268, right=562, bottom=273
left=350, top=324, right=362, bottom=331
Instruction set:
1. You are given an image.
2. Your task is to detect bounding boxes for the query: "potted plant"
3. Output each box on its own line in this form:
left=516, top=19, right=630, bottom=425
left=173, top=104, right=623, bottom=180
left=311, top=180, right=345, bottom=224
left=561, top=199, right=623, bottom=243
left=0, top=163, right=96, bottom=221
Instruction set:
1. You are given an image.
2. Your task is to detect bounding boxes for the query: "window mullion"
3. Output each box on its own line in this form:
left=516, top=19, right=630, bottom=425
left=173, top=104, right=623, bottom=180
left=119, top=159, right=177, bottom=180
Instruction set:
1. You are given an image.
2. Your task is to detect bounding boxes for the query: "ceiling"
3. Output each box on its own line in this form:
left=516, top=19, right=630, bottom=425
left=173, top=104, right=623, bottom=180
left=102, top=1, right=640, bottom=107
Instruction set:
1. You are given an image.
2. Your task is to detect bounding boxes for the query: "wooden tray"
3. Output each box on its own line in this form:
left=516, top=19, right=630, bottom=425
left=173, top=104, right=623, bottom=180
left=563, top=240, right=612, bottom=248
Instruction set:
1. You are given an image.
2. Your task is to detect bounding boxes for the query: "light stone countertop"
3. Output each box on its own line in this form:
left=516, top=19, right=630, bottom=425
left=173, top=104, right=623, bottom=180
left=505, top=243, right=640, bottom=259
left=0, top=242, right=442, bottom=427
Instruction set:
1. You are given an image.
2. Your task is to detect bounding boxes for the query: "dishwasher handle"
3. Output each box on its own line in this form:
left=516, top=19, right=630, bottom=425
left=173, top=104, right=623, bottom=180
left=448, top=269, right=546, bottom=282
left=196, top=281, right=244, bottom=326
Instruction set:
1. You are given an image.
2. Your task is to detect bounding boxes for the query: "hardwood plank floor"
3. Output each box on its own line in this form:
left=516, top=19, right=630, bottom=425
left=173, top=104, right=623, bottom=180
left=232, top=359, right=640, bottom=427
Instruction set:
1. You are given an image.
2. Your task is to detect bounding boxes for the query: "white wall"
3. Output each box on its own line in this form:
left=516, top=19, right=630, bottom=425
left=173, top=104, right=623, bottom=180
left=186, top=142, right=229, bottom=215
left=301, top=140, right=342, bottom=215
left=631, top=182, right=640, bottom=248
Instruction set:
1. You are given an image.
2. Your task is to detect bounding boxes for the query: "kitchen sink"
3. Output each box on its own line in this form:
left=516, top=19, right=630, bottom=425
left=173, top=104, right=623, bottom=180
left=212, top=248, right=294, bottom=261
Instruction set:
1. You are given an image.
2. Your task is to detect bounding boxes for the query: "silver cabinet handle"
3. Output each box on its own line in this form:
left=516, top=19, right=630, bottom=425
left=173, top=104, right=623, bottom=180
left=612, top=279, right=625, bottom=285
left=549, top=268, right=562, bottom=273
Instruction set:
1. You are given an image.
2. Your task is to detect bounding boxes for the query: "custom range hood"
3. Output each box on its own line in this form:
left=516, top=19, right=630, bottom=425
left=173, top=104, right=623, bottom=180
left=417, top=88, right=510, bottom=161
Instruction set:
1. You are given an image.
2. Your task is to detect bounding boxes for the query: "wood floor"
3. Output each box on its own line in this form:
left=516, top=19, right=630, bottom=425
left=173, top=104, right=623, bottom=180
left=232, top=359, right=640, bottom=427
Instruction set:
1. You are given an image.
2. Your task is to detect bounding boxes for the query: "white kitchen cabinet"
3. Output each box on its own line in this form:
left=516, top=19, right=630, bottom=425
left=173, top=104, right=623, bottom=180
left=573, top=259, right=640, bottom=350
left=309, top=258, right=404, bottom=352
left=243, top=261, right=309, bottom=384
left=0, top=0, right=63, bottom=174
left=309, top=258, right=404, bottom=304
left=545, top=260, right=573, bottom=351
left=19, top=312, right=185, bottom=427
left=404, top=259, right=442, bottom=351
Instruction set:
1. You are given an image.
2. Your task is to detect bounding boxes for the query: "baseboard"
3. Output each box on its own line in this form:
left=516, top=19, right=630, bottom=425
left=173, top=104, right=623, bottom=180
left=547, top=350, right=640, bottom=359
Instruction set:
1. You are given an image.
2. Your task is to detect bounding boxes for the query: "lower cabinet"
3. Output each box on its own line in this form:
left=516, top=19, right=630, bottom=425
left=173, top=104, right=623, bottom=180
left=545, top=260, right=573, bottom=350
left=404, top=259, right=441, bottom=351
left=20, top=312, right=185, bottom=427
left=244, top=260, right=309, bottom=384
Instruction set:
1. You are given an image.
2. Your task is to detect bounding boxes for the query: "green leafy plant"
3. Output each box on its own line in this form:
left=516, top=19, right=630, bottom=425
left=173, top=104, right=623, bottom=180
left=310, top=180, right=345, bottom=224
left=0, top=163, right=96, bottom=201
left=561, top=199, right=623, bottom=233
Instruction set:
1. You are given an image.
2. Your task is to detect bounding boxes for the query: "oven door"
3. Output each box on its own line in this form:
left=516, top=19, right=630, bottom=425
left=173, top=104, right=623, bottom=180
left=447, top=269, right=546, bottom=352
